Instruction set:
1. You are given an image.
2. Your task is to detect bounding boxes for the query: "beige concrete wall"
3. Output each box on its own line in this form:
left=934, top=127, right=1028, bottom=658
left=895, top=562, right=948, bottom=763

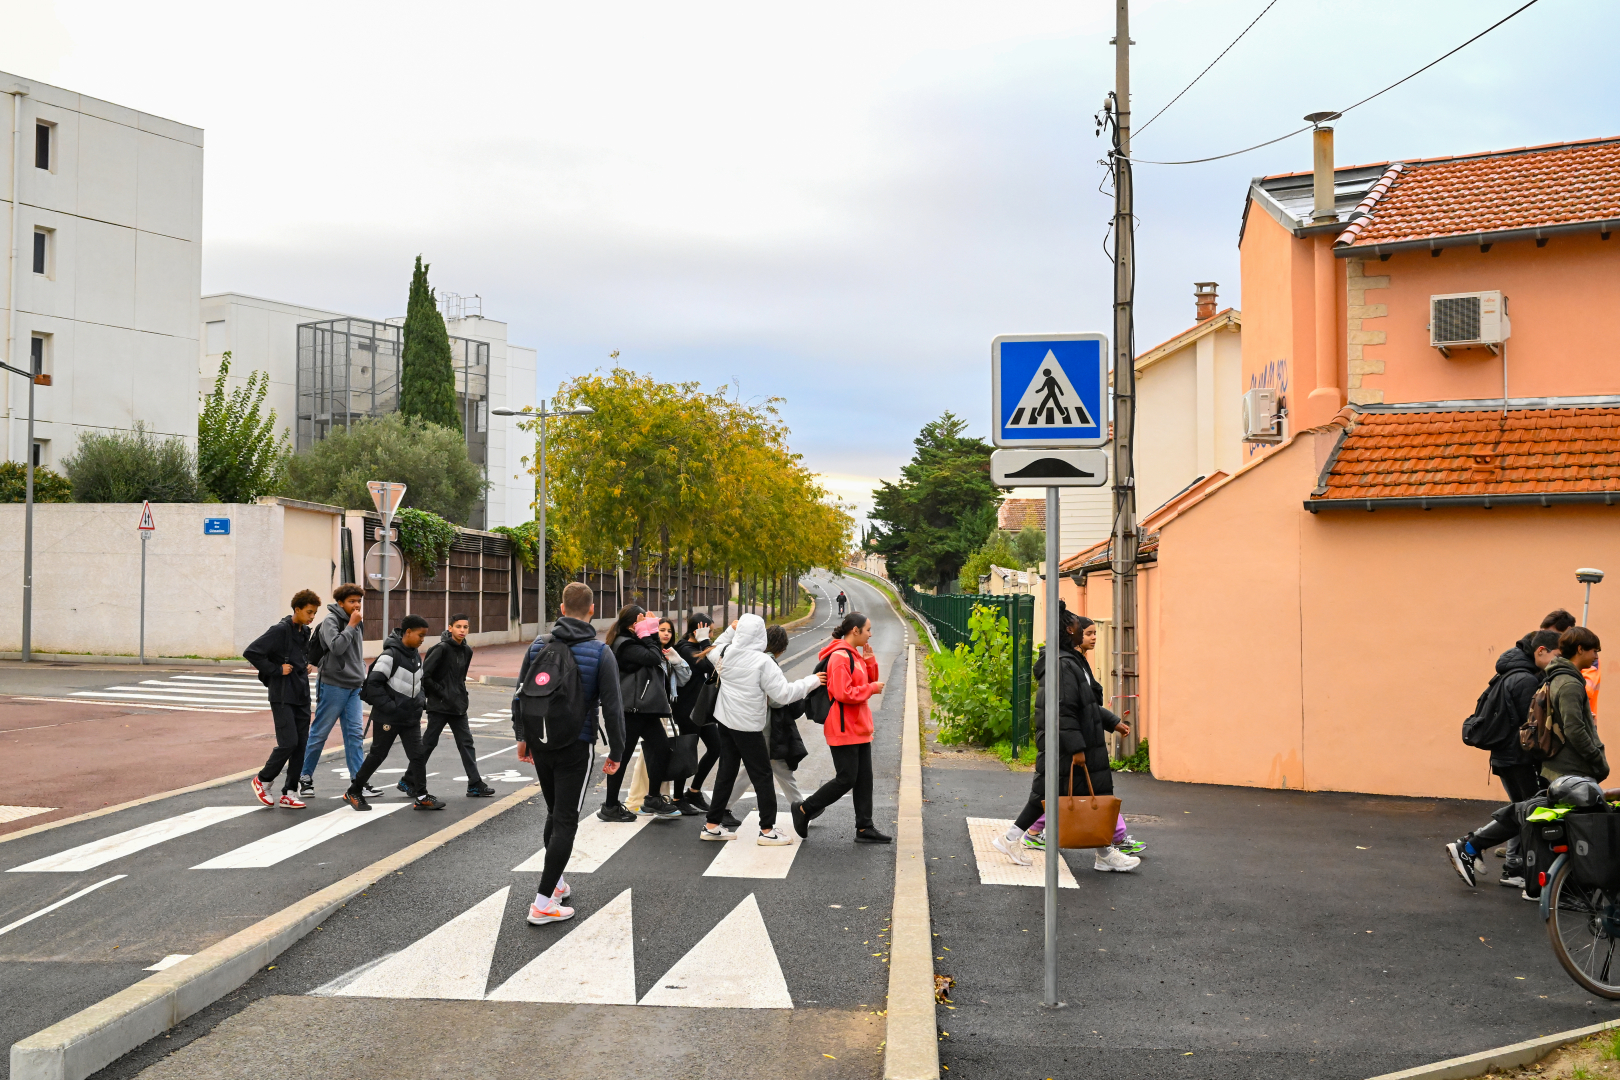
left=278, top=503, right=341, bottom=602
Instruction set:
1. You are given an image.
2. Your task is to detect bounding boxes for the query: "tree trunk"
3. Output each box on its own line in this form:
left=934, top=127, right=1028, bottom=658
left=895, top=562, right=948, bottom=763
left=723, top=563, right=731, bottom=626
left=628, top=526, right=642, bottom=609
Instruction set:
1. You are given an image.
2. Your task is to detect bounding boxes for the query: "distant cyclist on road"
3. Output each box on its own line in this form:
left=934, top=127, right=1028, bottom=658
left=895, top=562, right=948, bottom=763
left=836, top=590, right=847, bottom=617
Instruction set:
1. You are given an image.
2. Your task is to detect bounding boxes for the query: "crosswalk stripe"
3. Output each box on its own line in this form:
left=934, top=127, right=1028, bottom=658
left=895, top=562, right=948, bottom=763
left=10, top=696, right=264, bottom=715
left=70, top=691, right=268, bottom=708
left=191, top=804, right=408, bottom=869
left=701, top=811, right=802, bottom=879
left=0, top=805, right=57, bottom=824
left=8, top=806, right=264, bottom=873
left=965, top=816, right=1079, bottom=888
left=638, top=894, right=792, bottom=1009
left=167, top=676, right=292, bottom=686
left=488, top=888, right=636, bottom=1004
left=125, top=683, right=267, bottom=696
left=512, top=815, right=651, bottom=874
left=330, top=887, right=510, bottom=1000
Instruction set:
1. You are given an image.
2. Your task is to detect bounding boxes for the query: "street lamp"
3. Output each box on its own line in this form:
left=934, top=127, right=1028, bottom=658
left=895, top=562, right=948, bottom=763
left=1, top=354, right=49, bottom=663
left=493, top=400, right=594, bottom=630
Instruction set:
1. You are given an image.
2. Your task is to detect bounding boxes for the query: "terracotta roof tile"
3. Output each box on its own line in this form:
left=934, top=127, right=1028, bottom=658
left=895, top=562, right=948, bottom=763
left=1339, top=138, right=1620, bottom=248
left=997, top=498, right=1046, bottom=532
left=1311, top=407, right=1620, bottom=501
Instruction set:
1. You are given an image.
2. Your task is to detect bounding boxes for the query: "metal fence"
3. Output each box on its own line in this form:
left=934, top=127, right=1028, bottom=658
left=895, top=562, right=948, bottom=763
left=903, top=586, right=1036, bottom=754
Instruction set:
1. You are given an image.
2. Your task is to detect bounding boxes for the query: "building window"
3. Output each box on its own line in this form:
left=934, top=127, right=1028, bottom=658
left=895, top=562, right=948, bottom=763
left=205, top=319, right=226, bottom=354
left=35, top=123, right=51, bottom=171
left=32, top=228, right=50, bottom=275
left=30, top=334, right=47, bottom=377
left=32, top=440, right=49, bottom=468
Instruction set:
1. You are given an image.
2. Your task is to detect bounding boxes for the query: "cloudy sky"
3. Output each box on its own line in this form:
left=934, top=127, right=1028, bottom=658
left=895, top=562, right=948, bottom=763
left=3, top=0, right=1613, bottom=523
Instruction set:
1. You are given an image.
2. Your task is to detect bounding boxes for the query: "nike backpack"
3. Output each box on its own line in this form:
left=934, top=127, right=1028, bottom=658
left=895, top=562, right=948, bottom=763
left=518, top=639, right=587, bottom=747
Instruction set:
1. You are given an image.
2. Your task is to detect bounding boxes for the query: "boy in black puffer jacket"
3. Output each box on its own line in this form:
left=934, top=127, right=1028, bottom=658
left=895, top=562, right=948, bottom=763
left=346, top=615, right=438, bottom=812
left=244, top=590, right=322, bottom=809
left=405, top=614, right=494, bottom=798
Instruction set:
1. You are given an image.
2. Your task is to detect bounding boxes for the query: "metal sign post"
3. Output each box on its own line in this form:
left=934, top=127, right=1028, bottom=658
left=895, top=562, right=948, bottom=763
left=1042, top=485, right=1062, bottom=1008
left=137, top=502, right=155, bottom=663
left=367, top=481, right=407, bottom=637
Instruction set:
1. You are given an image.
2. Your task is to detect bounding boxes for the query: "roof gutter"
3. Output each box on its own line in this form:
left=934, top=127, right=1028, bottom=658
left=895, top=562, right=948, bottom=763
left=1306, top=491, right=1620, bottom=513
left=1071, top=551, right=1158, bottom=583
left=1337, top=217, right=1620, bottom=258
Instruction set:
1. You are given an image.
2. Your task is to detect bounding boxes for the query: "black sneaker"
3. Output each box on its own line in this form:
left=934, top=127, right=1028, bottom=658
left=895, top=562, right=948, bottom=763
left=721, top=810, right=743, bottom=831
left=1445, top=839, right=1478, bottom=887
left=466, top=783, right=497, bottom=798
left=297, top=778, right=316, bottom=800
left=646, top=795, right=683, bottom=820
left=343, top=790, right=371, bottom=812
left=598, top=801, right=637, bottom=823
left=791, top=801, right=810, bottom=839
left=397, top=781, right=410, bottom=794
left=855, top=827, right=893, bottom=844
left=673, top=798, right=706, bottom=817
left=414, top=794, right=445, bottom=811
left=683, top=789, right=711, bottom=812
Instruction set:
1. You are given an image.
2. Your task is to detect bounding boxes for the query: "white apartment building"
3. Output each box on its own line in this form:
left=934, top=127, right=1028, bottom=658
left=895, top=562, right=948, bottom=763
left=2, top=71, right=203, bottom=470
left=200, top=292, right=537, bottom=530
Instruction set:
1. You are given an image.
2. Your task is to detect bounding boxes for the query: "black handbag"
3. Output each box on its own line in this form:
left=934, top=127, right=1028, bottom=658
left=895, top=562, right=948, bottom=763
left=666, top=732, right=701, bottom=777
left=689, top=672, right=720, bottom=726
left=620, top=663, right=671, bottom=715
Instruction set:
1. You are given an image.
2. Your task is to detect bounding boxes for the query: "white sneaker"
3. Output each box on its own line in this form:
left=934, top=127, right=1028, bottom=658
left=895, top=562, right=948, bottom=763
left=992, top=832, right=1033, bottom=866
left=757, top=828, right=793, bottom=846
left=526, top=898, right=575, bottom=925
left=552, top=877, right=571, bottom=901
left=1093, top=846, right=1141, bottom=872
left=700, top=823, right=736, bottom=841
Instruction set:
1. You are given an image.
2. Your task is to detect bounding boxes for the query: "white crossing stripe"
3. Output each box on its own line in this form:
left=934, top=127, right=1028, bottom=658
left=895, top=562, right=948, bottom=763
left=8, top=806, right=264, bottom=873
left=701, top=811, right=802, bottom=879
left=0, top=876, right=126, bottom=937
left=192, top=804, right=408, bottom=869
left=0, top=805, right=57, bottom=824
left=512, top=815, right=651, bottom=874
left=488, top=888, right=636, bottom=1004
left=54, top=673, right=276, bottom=714
left=965, top=817, right=1079, bottom=888
left=10, top=696, right=263, bottom=715
left=144, top=954, right=192, bottom=971
left=331, top=887, right=509, bottom=1000
left=639, top=894, right=792, bottom=1009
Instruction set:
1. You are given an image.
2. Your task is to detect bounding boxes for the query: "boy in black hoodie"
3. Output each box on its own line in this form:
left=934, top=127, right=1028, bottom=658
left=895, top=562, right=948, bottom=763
left=405, top=613, right=494, bottom=797
left=244, top=590, right=321, bottom=808
left=346, top=615, right=439, bottom=812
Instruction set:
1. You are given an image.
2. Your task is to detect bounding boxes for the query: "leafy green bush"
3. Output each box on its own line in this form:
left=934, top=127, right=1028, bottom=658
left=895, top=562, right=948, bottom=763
left=491, top=519, right=575, bottom=620
left=198, top=352, right=289, bottom=503
left=280, top=414, right=487, bottom=524
left=0, top=461, right=73, bottom=503
left=394, top=507, right=458, bottom=579
left=928, top=604, right=1015, bottom=745
left=62, top=424, right=201, bottom=503
left=1110, top=738, right=1150, bottom=773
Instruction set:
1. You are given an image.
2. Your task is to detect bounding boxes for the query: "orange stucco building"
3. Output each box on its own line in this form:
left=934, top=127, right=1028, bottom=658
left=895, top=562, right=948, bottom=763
left=1063, top=135, right=1620, bottom=800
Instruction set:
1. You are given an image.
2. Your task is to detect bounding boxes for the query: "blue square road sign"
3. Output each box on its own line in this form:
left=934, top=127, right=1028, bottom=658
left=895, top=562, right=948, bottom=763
left=991, top=333, right=1108, bottom=448
left=203, top=517, right=231, bottom=535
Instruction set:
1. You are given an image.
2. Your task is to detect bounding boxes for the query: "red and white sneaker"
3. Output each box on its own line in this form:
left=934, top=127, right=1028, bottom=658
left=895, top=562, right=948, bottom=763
left=278, top=792, right=307, bottom=809
left=552, top=876, right=572, bottom=901
left=250, top=777, right=275, bottom=806
left=527, top=897, right=575, bottom=925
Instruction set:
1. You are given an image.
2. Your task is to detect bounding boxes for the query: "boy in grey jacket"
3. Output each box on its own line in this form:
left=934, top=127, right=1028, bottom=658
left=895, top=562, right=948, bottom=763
left=299, top=583, right=373, bottom=799
left=1541, top=626, right=1606, bottom=784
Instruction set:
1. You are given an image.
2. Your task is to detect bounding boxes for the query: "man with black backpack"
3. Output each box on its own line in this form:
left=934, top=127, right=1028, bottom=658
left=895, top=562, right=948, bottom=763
left=513, top=581, right=625, bottom=925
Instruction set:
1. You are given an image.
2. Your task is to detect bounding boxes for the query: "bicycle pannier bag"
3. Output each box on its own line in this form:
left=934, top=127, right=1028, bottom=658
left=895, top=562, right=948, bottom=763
left=1567, top=811, right=1620, bottom=893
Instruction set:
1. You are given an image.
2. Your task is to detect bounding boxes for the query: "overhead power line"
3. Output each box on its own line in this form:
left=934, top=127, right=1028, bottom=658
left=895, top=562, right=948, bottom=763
left=1133, top=0, right=1281, bottom=139
left=1127, top=0, right=1545, bottom=166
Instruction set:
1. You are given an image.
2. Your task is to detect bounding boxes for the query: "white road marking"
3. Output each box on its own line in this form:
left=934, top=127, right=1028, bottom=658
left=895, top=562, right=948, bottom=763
left=965, top=817, right=1079, bottom=888
left=192, top=804, right=408, bottom=869
left=18, top=696, right=263, bottom=715
left=0, top=876, right=126, bottom=937
left=512, top=814, right=651, bottom=874
left=8, top=806, right=264, bottom=873
left=331, top=887, right=509, bottom=1000
left=475, top=744, right=518, bottom=762
left=0, top=805, right=57, bottom=824
left=639, top=893, right=792, bottom=1009
left=488, top=888, right=636, bottom=1004
left=144, top=953, right=192, bottom=971
left=702, top=811, right=802, bottom=879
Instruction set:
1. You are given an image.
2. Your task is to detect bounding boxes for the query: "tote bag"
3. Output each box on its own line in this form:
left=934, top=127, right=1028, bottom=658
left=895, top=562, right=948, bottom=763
left=1055, top=756, right=1121, bottom=850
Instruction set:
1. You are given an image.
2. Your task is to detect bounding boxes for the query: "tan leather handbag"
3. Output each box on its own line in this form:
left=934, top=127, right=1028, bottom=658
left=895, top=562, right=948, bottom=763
left=1055, top=756, right=1121, bottom=849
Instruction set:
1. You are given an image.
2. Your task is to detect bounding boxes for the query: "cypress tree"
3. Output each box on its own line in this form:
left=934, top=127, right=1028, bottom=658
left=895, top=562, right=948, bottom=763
left=399, top=255, right=462, bottom=432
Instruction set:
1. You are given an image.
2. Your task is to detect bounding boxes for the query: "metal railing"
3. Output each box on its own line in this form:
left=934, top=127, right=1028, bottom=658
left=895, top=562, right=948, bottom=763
left=903, top=586, right=1036, bottom=754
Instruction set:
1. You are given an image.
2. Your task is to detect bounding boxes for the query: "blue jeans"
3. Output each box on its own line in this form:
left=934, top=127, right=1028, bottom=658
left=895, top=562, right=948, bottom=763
left=302, top=683, right=366, bottom=782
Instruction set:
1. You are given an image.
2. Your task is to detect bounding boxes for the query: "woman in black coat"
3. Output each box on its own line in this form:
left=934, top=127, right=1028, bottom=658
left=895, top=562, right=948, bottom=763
left=671, top=613, right=727, bottom=815
left=600, top=605, right=678, bottom=821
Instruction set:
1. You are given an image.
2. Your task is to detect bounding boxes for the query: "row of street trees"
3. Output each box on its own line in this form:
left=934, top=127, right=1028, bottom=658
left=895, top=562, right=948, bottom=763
left=536, top=367, right=851, bottom=618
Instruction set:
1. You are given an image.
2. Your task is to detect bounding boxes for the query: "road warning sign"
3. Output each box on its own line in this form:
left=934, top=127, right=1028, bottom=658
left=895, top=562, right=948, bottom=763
left=137, top=502, right=156, bottom=531
left=992, top=333, right=1107, bottom=448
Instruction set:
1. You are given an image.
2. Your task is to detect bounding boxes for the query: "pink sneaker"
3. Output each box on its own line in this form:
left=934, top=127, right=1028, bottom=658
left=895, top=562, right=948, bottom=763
left=250, top=777, right=275, bottom=806
left=278, top=792, right=307, bottom=809
left=552, top=877, right=571, bottom=901
left=527, top=897, right=575, bottom=925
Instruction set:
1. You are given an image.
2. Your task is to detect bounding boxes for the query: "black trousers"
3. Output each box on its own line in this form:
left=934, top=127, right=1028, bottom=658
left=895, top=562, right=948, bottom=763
left=349, top=713, right=425, bottom=796
left=605, top=713, right=670, bottom=804
left=707, top=726, right=777, bottom=829
left=1495, top=763, right=1543, bottom=867
left=403, top=711, right=482, bottom=792
left=674, top=716, right=723, bottom=795
left=802, top=741, right=875, bottom=830
left=258, top=701, right=310, bottom=793
left=533, top=739, right=594, bottom=899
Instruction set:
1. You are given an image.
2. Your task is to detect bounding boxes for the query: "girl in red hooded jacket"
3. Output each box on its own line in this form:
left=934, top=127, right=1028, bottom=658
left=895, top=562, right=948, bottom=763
left=791, top=611, right=890, bottom=843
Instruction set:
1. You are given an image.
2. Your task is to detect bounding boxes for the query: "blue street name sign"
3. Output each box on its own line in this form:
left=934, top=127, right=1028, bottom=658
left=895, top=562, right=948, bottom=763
left=991, top=333, right=1108, bottom=448
left=203, top=518, right=231, bottom=535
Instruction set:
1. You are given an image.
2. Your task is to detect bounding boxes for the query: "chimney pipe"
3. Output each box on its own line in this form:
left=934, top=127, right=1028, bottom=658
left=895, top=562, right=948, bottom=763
left=1304, top=111, right=1342, bottom=224
left=1194, top=282, right=1218, bottom=322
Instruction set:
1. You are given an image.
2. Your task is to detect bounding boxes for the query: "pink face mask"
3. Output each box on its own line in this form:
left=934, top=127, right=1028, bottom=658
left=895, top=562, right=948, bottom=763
left=634, top=616, right=662, bottom=638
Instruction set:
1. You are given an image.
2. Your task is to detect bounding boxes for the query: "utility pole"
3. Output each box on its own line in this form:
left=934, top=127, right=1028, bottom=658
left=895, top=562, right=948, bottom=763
left=1109, top=0, right=1141, bottom=753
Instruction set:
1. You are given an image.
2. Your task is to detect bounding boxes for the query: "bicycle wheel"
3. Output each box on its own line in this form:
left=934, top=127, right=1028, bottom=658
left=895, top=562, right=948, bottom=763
left=1547, top=859, right=1620, bottom=999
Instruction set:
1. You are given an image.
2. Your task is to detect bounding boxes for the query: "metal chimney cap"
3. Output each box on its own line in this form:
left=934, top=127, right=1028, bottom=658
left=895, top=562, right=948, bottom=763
left=1304, top=111, right=1343, bottom=126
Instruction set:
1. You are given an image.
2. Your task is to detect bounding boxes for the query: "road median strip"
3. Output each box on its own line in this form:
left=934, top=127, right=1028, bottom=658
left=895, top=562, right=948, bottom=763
left=884, top=643, right=940, bottom=1080
left=10, top=782, right=539, bottom=1080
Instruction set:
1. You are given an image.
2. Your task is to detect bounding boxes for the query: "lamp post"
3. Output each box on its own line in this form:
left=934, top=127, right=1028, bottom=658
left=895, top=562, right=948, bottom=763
left=1, top=355, right=48, bottom=663
left=494, top=400, right=594, bottom=630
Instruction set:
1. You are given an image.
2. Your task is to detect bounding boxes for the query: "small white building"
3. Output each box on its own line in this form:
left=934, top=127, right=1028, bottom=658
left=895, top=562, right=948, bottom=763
left=2, top=71, right=204, bottom=470
left=199, top=292, right=537, bottom=530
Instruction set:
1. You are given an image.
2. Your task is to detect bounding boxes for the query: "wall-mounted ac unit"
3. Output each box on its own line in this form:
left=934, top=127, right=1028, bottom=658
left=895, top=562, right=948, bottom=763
left=1430, top=290, right=1510, bottom=356
left=1242, top=387, right=1283, bottom=443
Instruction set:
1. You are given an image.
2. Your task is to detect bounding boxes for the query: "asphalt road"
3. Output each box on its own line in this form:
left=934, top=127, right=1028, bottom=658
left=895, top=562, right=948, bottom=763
left=0, top=680, right=528, bottom=1079
left=74, top=572, right=910, bottom=1080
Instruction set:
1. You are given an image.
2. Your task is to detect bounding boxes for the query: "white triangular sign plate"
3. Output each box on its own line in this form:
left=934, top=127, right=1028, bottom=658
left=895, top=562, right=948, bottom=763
left=137, top=502, right=155, bottom=531
left=638, top=893, right=792, bottom=1009
left=488, top=888, right=636, bottom=1004
left=1007, top=350, right=1093, bottom=429
left=331, top=886, right=508, bottom=1000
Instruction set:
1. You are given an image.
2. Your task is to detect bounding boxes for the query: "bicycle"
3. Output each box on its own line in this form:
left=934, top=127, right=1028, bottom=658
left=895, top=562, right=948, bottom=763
left=1539, top=817, right=1620, bottom=998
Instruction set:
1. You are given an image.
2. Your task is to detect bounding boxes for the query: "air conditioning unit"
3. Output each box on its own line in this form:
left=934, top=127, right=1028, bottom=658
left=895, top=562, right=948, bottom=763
left=1242, top=387, right=1283, bottom=443
left=1431, top=290, right=1510, bottom=356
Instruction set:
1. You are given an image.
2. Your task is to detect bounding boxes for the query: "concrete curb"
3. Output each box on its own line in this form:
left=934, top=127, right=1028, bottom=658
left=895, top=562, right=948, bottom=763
left=477, top=675, right=519, bottom=688
left=9, top=782, right=540, bottom=1080
left=1365, top=1019, right=1620, bottom=1080
left=884, top=643, right=939, bottom=1080
left=0, top=654, right=246, bottom=667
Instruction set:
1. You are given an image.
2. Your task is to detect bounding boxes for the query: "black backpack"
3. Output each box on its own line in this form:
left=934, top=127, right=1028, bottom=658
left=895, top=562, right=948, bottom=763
left=518, top=639, right=587, bottom=747
left=306, top=615, right=334, bottom=669
left=805, top=651, right=856, bottom=726
left=1461, top=670, right=1524, bottom=751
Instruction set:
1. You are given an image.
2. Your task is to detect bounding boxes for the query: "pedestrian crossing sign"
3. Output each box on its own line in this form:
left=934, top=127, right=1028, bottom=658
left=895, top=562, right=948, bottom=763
left=991, top=333, right=1108, bottom=447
